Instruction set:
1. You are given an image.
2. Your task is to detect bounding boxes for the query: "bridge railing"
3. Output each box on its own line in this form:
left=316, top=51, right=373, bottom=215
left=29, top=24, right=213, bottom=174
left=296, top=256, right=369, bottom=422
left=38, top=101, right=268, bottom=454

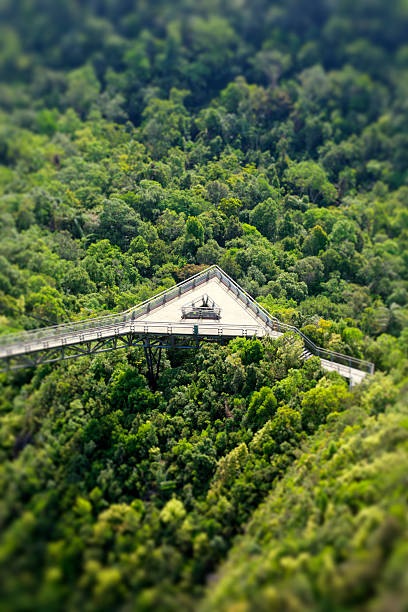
left=0, top=321, right=272, bottom=358
left=264, top=319, right=374, bottom=374
left=0, top=312, right=127, bottom=347
left=0, top=266, right=220, bottom=348
left=0, top=264, right=374, bottom=374
left=213, top=266, right=374, bottom=375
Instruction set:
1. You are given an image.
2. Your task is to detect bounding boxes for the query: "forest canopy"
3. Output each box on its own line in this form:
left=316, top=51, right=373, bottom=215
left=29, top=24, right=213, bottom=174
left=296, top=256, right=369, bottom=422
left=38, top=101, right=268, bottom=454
left=1, top=0, right=408, bottom=610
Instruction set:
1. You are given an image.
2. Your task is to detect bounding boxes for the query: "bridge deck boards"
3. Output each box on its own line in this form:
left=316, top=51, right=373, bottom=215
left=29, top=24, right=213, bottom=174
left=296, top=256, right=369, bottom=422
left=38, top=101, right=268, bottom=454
left=0, top=321, right=367, bottom=384
left=0, top=266, right=373, bottom=385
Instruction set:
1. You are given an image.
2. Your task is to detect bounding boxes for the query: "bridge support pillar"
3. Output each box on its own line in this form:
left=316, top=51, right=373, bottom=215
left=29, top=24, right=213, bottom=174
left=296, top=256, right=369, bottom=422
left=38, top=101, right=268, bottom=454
left=143, top=340, right=163, bottom=390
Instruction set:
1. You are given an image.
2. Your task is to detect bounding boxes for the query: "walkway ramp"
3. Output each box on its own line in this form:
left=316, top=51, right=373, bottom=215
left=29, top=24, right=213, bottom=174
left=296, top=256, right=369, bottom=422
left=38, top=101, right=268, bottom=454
left=0, top=266, right=374, bottom=386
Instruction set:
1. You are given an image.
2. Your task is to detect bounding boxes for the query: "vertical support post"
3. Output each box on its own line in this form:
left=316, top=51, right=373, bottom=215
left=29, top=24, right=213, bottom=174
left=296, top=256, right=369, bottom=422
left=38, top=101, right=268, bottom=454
left=156, top=346, right=163, bottom=377
left=194, top=325, right=200, bottom=347
left=144, top=339, right=155, bottom=389
left=143, top=339, right=163, bottom=390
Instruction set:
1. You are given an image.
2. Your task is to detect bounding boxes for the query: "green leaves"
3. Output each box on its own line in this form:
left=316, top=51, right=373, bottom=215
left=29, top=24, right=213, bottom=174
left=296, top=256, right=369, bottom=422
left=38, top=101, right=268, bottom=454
left=96, top=199, right=142, bottom=251
left=1, top=1, right=408, bottom=609
left=160, top=498, right=186, bottom=526
left=301, top=380, right=352, bottom=433
left=247, top=387, right=277, bottom=429
left=284, top=161, right=337, bottom=206
left=66, top=64, right=101, bottom=117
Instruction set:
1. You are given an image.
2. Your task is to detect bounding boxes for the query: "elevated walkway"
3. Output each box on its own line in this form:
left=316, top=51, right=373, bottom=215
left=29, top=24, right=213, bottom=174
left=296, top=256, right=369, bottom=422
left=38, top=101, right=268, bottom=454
left=0, top=266, right=374, bottom=386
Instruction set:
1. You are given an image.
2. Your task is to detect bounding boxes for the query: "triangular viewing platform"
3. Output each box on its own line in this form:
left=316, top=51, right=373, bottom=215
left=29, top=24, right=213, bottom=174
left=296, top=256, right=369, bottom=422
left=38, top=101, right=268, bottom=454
left=0, top=265, right=374, bottom=386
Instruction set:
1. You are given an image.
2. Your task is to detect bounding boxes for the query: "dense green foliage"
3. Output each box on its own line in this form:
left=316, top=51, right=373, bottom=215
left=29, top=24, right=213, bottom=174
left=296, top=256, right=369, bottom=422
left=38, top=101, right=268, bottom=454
left=1, top=0, right=408, bottom=610
left=204, top=383, right=408, bottom=612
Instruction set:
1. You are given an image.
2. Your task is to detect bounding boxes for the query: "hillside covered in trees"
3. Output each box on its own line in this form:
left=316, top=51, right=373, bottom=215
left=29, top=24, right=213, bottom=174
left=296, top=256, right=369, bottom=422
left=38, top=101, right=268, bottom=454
left=0, top=0, right=408, bottom=610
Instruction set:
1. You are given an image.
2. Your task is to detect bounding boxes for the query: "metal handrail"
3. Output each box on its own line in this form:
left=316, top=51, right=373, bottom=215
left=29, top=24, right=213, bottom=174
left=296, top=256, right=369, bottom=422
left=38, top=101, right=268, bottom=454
left=0, top=265, right=374, bottom=374
left=0, top=321, right=270, bottom=357
left=0, top=266, right=220, bottom=345
left=212, top=267, right=374, bottom=374
left=264, top=319, right=374, bottom=373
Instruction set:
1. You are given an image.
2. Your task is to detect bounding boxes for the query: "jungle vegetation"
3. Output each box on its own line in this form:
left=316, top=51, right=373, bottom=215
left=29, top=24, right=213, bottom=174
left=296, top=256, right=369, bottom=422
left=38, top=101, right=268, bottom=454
left=0, top=0, right=408, bottom=610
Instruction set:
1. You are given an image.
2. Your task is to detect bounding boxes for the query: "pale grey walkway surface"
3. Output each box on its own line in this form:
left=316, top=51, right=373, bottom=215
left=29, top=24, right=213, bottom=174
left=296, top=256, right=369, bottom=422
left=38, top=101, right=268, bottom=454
left=0, top=265, right=374, bottom=385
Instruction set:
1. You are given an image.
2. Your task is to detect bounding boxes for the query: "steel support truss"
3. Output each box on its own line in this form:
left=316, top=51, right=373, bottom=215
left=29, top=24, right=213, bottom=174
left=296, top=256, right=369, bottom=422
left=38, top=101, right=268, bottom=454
left=0, top=332, right=216, bottom=387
